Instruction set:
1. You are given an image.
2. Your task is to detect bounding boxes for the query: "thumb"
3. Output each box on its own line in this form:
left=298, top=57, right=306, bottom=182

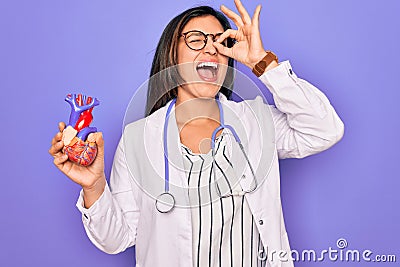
left=88, top=132, right=104, bottom=158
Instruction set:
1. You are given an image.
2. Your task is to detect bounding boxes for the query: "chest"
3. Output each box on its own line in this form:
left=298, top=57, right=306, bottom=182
left=179, top=120, right=223, bottom=154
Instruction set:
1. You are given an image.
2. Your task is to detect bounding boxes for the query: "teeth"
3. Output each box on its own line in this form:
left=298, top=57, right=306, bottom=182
left=197, top=62, right=218, bottom=69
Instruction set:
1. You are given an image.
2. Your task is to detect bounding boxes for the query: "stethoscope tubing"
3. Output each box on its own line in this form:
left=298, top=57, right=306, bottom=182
left=156, top=95, right=257, bottom=213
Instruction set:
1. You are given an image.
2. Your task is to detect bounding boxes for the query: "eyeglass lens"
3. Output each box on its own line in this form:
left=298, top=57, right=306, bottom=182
left=184, top=31, right=226, bottom=50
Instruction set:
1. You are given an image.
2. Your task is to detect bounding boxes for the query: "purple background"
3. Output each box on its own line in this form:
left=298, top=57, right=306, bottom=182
left=1, top=0, right=399, bottom=266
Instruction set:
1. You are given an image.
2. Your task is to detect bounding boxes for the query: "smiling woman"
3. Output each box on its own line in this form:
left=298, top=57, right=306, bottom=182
left=48, top=0, right=344, bottom=266
left=146, top=6, right=235, bottom=117
left=176, top=15, right=229, bottom=102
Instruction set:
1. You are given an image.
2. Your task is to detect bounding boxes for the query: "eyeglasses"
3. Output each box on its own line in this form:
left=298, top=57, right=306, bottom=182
left=181, top=30, right=228, bottom=51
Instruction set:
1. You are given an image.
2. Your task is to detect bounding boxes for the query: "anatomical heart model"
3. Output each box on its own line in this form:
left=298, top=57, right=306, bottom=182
left=62, top=93, right=100, bottom=166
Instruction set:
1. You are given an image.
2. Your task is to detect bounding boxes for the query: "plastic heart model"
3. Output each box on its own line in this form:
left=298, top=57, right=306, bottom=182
left=62, top=93, right=100, bottom=166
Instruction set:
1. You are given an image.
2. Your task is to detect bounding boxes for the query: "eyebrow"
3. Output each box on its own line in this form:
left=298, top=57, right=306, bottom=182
left=184, top=30, right=224, bottom=35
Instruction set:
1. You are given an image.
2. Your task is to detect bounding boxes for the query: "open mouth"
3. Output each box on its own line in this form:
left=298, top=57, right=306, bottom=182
left=196, top=62, right=219, bottom=82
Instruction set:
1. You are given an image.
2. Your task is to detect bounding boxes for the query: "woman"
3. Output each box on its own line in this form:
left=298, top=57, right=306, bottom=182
left=49, top=0, right=344, bottom=266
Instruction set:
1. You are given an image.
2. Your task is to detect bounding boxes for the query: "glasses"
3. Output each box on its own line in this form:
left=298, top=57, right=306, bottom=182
left=181, top=30, right=227, bottom=51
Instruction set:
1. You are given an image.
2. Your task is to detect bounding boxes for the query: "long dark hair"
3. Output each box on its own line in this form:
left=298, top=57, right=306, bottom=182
left=145, top=6, right=235, bottom=116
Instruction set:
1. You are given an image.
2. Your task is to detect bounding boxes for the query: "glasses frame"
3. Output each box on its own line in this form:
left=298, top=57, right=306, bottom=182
left=181, top=30, right=225, bottom=51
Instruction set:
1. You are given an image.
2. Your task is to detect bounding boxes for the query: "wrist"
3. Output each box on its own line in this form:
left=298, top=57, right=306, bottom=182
left=264, top=59, right=279, bottom=72
left=248, top=51, right=268, bottom=69
left=82, top=177, right=106, bottom=209
left=251, top=51, right=279, bottom=77
left=82, top=175, right=106, bottom=193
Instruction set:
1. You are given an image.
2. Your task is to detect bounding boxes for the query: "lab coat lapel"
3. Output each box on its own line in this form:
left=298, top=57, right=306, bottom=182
left=141, top=100, right=193, bottom=267
left=218, top=95, right=263, bottom=195
left=220, top=95, right=284, bottom=267
left=144, top=100, right=190, bottom=208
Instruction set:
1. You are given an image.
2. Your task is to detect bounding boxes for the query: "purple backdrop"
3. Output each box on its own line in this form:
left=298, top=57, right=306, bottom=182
left=1, top=0, right=399, bottom=266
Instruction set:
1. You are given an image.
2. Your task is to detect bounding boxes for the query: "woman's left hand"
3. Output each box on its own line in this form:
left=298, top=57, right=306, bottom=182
left=213, top=0, right=277, bottom=71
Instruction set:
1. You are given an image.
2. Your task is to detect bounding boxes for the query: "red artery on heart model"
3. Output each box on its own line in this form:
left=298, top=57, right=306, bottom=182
left=62, top=93, right=100, bottom=166
left=74, top=94, right=94, bottom=132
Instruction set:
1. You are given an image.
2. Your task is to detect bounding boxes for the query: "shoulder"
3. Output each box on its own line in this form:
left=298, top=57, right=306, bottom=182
left=222, top=94, right=272, bottom=121
left=124, top=102, right=168, bottom=135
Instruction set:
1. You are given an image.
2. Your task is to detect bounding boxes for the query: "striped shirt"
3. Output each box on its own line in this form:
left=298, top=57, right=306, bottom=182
left=181, top=131, right=268, bottom=267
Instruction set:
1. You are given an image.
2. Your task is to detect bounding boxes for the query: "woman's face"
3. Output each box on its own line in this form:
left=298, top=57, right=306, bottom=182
left=176, top=15, right=229, bottom=101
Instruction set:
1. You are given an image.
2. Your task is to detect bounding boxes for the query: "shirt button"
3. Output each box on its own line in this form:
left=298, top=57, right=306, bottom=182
left=84, top=214, right=89, bottom=219
left=289, top=69, right=293, bottom=75
left=242, top=174, right=246, bottom=179
left=259, top=219, right=264, bottom=225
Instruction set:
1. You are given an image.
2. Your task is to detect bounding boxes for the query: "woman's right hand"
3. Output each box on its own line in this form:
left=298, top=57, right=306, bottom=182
left=49, top=122, right=106, bottom=208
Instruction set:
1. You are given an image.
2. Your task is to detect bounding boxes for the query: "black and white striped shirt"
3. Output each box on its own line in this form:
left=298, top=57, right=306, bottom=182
left=181, top=132, right=268, bottom=267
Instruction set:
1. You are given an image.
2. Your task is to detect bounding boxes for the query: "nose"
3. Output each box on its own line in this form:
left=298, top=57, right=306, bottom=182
left=203, top=34, right=217, bottom=55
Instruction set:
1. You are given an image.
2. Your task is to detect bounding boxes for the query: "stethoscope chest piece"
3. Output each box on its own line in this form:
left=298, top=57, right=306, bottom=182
left=155, top=192, right=176, bottom=213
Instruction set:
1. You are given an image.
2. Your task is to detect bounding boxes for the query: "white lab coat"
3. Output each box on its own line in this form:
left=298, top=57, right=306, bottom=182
left=76, top=61, right=344, bottom=267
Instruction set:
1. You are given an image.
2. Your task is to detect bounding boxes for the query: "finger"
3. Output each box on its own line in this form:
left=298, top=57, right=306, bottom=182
left=87, top=132, right=103, bottom=145
left=234, top=0, right=252, bottom=25
left=53, top=153, right=68, bottom=167
left=220, top=4, right=244, bottom=28
left=95, top=132, right=104, bottom=148
left=89, top=132, right=105, bottom=169
left=58, top=122, right=66, bottom=132
left=51, top=131, right=63, bottom=146
left=49, top=140, right=64, bottom=156
left=88, top=132, right=104, bottom=157
left=216, top=29, right=239, bottom=44
left=252, top=4, right=262, bottom=29
left=213, top=42, right=233, bottom=58
left=87, top=132, right=96, bottom=143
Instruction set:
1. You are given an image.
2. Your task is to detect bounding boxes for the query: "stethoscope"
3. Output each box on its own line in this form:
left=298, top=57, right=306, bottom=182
left=155, top=95, right=258, bottom=213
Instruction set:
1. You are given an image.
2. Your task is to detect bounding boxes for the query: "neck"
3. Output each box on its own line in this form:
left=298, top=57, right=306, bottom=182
left=175, top=95, right=220, bottom=130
